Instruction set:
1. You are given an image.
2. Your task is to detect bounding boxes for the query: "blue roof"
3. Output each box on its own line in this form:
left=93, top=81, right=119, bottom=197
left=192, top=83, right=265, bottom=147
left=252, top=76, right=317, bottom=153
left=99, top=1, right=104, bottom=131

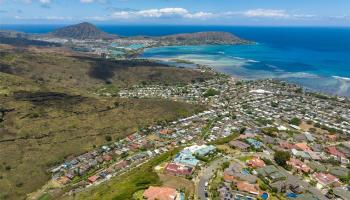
left=194, top=145, right=216, bottom=156
left=246, top=138, right=263, bottom=148
left=174, top=150, right=199, bottom=166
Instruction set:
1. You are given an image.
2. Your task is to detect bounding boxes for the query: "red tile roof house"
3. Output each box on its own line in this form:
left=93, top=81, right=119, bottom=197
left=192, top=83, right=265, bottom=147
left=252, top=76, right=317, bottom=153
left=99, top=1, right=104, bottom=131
left=325, top=146, right=346, bottom=159
left=236, top=181, right=260, bottom=196
left=280, top=142, right=295, bottom=150
left=165, top=162, right=193, bottom=176
left=312, top=172, right=341, bottom=189
left=126, top=134, right=135, bottom=142
left=223, top=173, right=235, bottom=183
left=287, top=158, right=312, bottom=174
left=159, top=129, right=172, bottom=135
left=130, top=143, right=140, bottom=151
left=88, top=175, right=99, bottom=184
left=102, top=155, right=113, bottom=162
left=295, top=143, right=312, bottom=152
left=327, top=134, right=337, bottom=142
left=143, top=186, right=178, bottom=200
left=246, top=157, right=265, bottom=168
left=113, top=160, right=129, bottom=171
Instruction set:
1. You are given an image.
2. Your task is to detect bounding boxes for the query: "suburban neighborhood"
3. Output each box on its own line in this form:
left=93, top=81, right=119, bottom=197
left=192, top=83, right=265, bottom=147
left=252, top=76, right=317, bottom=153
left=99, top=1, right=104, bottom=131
left=38, top=67, right=350, bottom=200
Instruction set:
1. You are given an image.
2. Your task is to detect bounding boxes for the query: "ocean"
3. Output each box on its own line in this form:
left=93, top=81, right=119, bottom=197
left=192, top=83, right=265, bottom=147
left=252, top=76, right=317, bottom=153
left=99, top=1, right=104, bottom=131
left=2, top=25, right=350, bottom=96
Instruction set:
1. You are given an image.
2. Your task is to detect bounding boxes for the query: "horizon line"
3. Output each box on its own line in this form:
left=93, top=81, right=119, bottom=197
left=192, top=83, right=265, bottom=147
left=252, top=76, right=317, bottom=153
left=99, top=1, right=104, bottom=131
left=1, top=23, right=350, bottom=28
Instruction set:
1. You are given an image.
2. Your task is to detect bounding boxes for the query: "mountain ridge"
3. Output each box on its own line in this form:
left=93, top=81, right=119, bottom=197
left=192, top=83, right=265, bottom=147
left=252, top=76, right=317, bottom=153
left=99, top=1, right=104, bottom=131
left=50, top=22, right=118, bottom=40
left=1, top=22, right=251, bottom=45
left=158, top=31, right=251, bottom=45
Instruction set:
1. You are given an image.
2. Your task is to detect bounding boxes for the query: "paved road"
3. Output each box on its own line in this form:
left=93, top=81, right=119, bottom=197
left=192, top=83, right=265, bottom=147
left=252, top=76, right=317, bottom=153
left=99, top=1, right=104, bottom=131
left=197, top=156, right=231, bottom=200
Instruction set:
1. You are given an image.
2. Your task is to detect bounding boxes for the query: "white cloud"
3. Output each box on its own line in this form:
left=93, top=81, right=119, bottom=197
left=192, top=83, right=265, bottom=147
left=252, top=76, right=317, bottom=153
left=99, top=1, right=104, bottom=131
left=39, top=0, right=50, bottom=3
left=7, top=4, right=326, bottom=23
left=110, top=7, right=214, bottom=20
left=80, top=0, right=107, bottom=3
left=185, top=11, right=214, bottom=19
left=243, top=9, right=290, bottom=18
left=137, top=8, right=188, bottom=18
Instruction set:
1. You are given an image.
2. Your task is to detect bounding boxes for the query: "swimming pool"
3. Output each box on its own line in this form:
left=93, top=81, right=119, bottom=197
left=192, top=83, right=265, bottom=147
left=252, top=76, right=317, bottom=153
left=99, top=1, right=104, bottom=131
left=261, top=192, right=269, bottom=200
left=286, top=193, right=298, bottom=198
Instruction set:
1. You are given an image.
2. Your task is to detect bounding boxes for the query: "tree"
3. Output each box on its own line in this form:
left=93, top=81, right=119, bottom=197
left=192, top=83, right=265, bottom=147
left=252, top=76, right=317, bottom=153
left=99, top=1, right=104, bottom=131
left=289, top=117, right=301, bottom=126
left=222, top=161, right=230, bottom=170
left=239, top=127, right=246, bottom=134
left=271, top=187, right=278, bottom=193
left=105, top=135, right=112, bottom=142
left=271, top=102, right=278, bottom=107
left=274, top=150, right=291, bottom=167
left=203, top=88, right=220, bottom=97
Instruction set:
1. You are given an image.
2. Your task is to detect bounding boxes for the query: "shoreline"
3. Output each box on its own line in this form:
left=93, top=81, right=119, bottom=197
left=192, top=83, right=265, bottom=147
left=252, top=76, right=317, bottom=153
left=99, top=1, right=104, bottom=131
left=140, top=55, right=349, bottom=100
left=140, top=45, right=350, bottom=98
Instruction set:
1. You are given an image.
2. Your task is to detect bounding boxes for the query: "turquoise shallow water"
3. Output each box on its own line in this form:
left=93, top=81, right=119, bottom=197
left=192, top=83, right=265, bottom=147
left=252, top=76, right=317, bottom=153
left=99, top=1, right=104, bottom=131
left=142, top=44, right=350, bottom=96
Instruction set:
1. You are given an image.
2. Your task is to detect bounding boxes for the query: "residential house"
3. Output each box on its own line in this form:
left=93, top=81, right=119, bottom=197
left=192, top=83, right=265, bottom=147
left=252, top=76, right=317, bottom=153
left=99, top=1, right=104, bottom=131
left=246, top=138, right=263, bottom=149
left=143, top=186, right=178, bottom=200
left=287, top=158, right=311, bottom=174
left=173, top=150, right=199, bottom=167
left=333, top=187, right=350, bottom=200
left=229, top=140, right=251, bottom=151
left=327, top=134, right=337, bottom=142
left=185, top=144, right=216, bottom=156
left=294, top=143, right=311, bottom=152
left=312, top=172, right=341, bottom=189
left=165, top=162, right=193, bottom=176
left=246, top=157, right=265, bottom=168
left=325, top=146, right=347, bottom=163
left=102, top=155, right=112, bottom=162
left=256, top=165, right=287, bottom=183
left=236, top=181, right=259, bottom=196
left=88, top=175, right=99, bottom=184
left=291, top=149, right=311, bottom=160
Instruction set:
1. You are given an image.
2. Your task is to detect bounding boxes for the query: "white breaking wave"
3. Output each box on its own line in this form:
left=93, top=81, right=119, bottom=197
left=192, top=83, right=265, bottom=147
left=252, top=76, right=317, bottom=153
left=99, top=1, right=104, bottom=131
left=247, top=59, right=260, bottom=63
left=332, top=76, right=350, bottom=81
left=278, top=72, right=320, bottom=79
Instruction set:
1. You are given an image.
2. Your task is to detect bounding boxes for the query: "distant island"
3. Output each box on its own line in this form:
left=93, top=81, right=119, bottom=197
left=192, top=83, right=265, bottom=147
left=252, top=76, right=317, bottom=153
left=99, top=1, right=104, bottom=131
left=0, top=22, right=251, bottom=47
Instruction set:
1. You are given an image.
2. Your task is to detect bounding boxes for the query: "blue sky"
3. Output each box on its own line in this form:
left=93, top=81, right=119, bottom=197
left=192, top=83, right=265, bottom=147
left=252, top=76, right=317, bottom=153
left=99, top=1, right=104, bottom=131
left=0, top=0, right=350, bottom=26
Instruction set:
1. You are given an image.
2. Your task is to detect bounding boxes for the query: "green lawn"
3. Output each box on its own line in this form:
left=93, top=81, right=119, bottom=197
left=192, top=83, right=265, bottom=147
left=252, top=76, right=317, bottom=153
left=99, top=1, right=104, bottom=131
left=238, top=155, right=253, bottom=162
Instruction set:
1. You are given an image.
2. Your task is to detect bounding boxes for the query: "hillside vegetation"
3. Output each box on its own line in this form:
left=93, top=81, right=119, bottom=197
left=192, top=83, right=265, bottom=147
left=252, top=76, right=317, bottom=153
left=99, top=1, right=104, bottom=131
left=0, top=46, right=211, bottom=91
left=0, top=45, right=210, bottom=200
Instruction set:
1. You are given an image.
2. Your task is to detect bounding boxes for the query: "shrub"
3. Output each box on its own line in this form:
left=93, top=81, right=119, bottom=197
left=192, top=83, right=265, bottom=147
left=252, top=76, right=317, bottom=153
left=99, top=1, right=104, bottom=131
left=259, top=181, right=268, bottom=191
left=289, top=117, right=301, bottom=126
left=274, top=151, right=291, bottom=167
left=222, top=161, right=230, bottom=170
left=15, top=182, right=23, bottom=187
left=203, top=88, right=220, bottom=97
left=272, top=187, right=278, bottom=193
left=105, top=135, right=112, bottom=142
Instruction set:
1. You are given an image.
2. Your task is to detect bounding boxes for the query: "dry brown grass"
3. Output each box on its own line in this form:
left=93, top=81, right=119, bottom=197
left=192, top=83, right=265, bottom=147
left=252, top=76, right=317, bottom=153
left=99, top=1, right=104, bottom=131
left=0, top=46, right=210, bottom=200
left=0, top=47, right=213, bottom=92
left=158, top=173, right=195, bottom=196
